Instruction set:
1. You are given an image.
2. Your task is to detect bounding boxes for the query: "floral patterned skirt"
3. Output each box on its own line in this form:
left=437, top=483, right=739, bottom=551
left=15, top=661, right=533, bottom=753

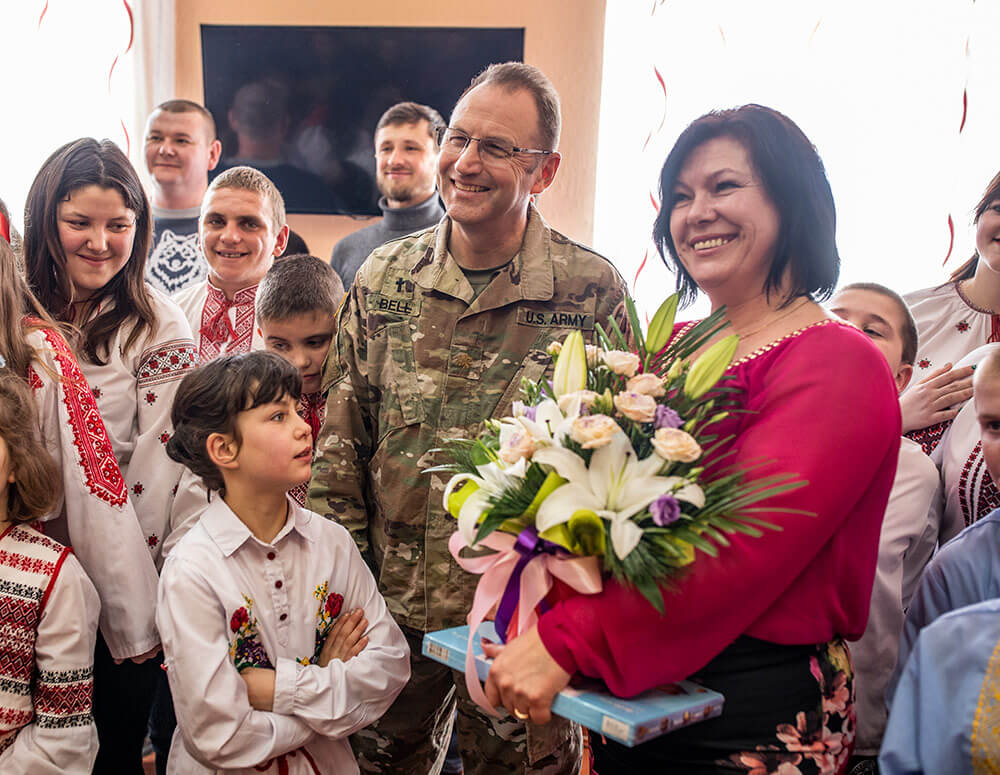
left=592, top=635, right=855, bottom=775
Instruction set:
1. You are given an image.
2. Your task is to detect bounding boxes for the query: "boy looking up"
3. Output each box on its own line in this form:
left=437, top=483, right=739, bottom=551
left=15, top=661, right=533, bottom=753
left=828, top=283, right=941, bottom=772
left=174, top=167, right=289, bottom=362
left=159, top=351, right=409, bottom=774
left=257, top=255, right=344, bottom=503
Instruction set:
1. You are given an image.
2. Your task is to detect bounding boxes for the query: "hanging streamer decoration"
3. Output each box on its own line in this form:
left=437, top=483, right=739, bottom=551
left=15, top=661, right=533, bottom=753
left=108, top=2, right=135, bottom=155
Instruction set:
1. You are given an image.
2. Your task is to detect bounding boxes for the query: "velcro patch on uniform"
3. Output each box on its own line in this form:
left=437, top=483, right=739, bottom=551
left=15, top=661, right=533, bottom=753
left=367, top=293, right=422, bottom=316
left=516, top=308, right=595, bottom=330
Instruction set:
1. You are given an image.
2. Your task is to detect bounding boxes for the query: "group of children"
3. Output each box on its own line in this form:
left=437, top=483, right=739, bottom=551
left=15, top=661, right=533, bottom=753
left=0, top=130, right=401, bottom=775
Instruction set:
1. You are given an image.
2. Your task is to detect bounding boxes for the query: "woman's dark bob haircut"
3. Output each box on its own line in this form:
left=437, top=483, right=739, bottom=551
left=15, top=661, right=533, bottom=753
left=653, top=104, right=840, bottom=308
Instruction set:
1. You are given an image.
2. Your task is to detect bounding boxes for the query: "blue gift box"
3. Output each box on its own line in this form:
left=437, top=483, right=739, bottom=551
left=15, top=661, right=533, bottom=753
left=422, top=623, right=724, bottom=747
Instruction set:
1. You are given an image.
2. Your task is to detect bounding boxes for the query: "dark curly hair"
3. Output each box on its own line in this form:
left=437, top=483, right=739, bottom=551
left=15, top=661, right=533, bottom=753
left=166, top=351, right=302, bottom=495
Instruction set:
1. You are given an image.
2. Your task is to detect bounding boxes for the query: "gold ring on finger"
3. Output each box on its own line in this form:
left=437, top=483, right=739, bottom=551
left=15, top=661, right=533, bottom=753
left=513, top=708, right=529, bottom=721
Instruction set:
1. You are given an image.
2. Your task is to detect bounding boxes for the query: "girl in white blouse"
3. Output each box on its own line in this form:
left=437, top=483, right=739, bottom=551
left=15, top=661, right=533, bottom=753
left=0, top=373, right=101, bottom=774
left=23, top=137, right=198, bottom=772
left=160, top=352, right=409, bottom=775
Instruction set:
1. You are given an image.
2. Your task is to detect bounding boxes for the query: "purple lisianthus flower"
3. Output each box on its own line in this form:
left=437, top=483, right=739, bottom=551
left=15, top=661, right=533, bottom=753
left=654, top=405, right=682, bottom=429
left=650, top=494, right=681, bottom=526
left=525, top=406, right=537, bottom=421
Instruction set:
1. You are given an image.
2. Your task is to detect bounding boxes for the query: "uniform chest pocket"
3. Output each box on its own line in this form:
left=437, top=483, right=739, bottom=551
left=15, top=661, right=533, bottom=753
left=377, top=322, right=425, bottom=441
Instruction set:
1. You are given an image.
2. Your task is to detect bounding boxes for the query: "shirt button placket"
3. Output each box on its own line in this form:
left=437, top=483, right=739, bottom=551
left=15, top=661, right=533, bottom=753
left=267, top=548, right=289, bottom=645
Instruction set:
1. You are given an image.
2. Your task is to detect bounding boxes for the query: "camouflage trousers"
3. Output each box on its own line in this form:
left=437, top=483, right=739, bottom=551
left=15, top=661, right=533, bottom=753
left=351, top=626, right=583, bottom=775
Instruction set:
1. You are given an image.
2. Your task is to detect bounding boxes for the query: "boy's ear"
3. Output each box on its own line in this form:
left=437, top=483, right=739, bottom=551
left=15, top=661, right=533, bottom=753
left=206, top=432, right=239, bottom=472
left=895, top=363, right=914, bottom=394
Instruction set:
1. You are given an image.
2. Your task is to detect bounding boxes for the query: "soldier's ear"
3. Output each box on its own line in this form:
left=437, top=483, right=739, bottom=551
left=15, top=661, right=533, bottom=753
left=530, top=152, right=561, bottom=196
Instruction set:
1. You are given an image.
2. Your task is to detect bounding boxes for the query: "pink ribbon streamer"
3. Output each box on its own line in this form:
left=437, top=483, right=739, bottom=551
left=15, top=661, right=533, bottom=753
left=448, top=530, right=602, bottom=715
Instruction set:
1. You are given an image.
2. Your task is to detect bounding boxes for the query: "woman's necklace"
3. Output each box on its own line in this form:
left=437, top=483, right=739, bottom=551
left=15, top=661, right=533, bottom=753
left=732, top=297, right=811, bottom=341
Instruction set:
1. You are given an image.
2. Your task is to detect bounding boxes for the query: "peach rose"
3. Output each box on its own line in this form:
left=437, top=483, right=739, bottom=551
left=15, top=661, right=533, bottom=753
left=569, top=415, right=620, bottom=449
left=613, top=391, right=657, bottom=423
left=626, top=373, right=666, bottom=397
left=602, top=350, right=640, bottom=377
left=546, top=340, right=563, bottom=356
left=651, top=428, right=702, bottom=463
left=499, top=429, right=537, bottom=464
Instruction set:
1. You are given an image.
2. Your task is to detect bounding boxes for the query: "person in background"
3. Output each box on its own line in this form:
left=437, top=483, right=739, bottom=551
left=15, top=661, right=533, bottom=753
left=160, top=351, right=409, bottom=775
left=310, top=62, right=627, bottom=774
left=144, top=99, right=222, bottom=294
left=173, top=166, right=289, bottom=362
left=256, top=254, right=344, bottom=504
left=330, top=101, right=445, bottom=288
left=891, top=348, right=1000, bottom=697
left=23, top=136, right=197, bottom=773
left=828, top=283, right=941, bottom=775
left=482, top=104, right=899, bottom=774
left=0, top=374, right=101, bottom=774
left=899, top=171, right=1000, bottom=454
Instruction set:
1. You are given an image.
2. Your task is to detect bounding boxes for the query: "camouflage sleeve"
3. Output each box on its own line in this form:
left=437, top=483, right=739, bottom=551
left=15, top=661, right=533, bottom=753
left=596, top=262, right=633, bottom=346
left=308, top=284, right=376, bottom=565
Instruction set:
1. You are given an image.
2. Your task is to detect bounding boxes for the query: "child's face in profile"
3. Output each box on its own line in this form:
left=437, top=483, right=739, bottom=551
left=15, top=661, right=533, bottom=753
left=975, top=372, right=1000, bottom=483
left=232, top=392, right=313, bottom=491
left=829, top=288, right=912, bottom=394
left=260, top=311, right=336, bottom=395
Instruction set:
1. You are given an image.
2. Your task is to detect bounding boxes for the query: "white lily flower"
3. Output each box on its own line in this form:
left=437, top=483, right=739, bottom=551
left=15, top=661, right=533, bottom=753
left=499, top=397, right=581, bottom=452
left=533, top=432, right=703, bottom=560
left=441, top=457, right=528, bottom=547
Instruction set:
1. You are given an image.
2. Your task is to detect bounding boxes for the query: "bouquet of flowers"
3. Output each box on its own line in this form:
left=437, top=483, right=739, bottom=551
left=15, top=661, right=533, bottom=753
left=429, top=295, right=806, bottom=709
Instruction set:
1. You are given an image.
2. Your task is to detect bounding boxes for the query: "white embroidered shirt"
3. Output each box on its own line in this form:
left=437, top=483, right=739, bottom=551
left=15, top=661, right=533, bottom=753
left=158, top=496, right=410, bottom=775
left=173, top=279, right=263, bottom=363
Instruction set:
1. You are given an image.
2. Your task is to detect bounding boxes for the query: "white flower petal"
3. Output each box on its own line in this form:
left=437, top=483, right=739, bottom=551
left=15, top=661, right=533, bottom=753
left=674, top=483, right=706, bottom=509
left=457, top=490, right=492, bottom=546
left=535, top=484, right=598, bottom=532
left=617, top=476, right=678, bottom=520
left=610, top=518, right=643, bottom=559
left=588, top=432, right=631, bottom=508
left=534, top=446, right=590, bottom=486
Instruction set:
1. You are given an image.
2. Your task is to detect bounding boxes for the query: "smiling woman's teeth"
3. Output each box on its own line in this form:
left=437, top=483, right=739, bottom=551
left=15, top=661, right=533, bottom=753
left=455, top=182, right=488, bottom=193
left=693, top=237, right=733, bottom=250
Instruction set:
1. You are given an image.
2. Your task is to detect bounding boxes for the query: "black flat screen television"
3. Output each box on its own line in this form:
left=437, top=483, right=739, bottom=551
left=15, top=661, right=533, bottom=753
left=201, top=24, right=525, bottom=216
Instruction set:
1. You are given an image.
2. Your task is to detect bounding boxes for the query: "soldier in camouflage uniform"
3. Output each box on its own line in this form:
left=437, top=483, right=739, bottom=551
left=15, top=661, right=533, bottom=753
left=309, top=62, right=628, bottom=774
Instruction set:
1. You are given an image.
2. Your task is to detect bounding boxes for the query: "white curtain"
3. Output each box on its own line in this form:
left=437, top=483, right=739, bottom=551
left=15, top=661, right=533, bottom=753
left=595, top=0, right=1000, bottom=320
left=132, top=0, right=177, bottom=189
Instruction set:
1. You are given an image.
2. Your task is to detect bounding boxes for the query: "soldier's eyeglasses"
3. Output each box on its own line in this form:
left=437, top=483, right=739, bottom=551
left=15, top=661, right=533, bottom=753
left=436, top=127, right=553, bottom=162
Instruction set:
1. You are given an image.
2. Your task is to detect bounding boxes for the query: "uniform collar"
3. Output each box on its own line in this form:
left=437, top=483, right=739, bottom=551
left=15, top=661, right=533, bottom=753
left=412, top=204, right=554, bottom=307
left=201, top=494, right=318, bottom=557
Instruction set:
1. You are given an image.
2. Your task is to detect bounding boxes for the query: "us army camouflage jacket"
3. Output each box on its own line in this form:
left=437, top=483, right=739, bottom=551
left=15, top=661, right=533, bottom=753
left=309, top=206, right=629, bottom=632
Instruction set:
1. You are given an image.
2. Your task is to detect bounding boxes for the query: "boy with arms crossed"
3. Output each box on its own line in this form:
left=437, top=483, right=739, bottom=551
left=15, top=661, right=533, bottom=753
left=158, top=352, right=408, bottom=774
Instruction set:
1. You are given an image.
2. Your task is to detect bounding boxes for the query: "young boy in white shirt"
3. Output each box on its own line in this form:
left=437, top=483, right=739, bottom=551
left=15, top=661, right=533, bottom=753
left=256, top=254, right=345, bottom=504
left=158, top=351, right=409, bottom=774
left=829, top=283, right=941, bottom=775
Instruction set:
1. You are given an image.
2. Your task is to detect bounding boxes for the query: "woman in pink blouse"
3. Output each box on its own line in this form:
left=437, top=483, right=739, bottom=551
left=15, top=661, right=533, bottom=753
left=482, top=105, right=901, bottom=774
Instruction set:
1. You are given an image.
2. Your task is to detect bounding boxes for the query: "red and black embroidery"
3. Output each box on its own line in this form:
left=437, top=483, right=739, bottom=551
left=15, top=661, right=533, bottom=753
left=39, top=328, right=126, bottom=507
left=905, top=420, right=950, bottom=457
left=958, top=441, right=1000, bottom=528
left=144, top=392, right=157, bottom=406
left=25, top=366, right=43, bottom=392
left=91, top=387, right=102, bottom=398
left=159, top=432, right=170, bottom=445
left=132, top=483, right=144, bottom=496
left=918, top=358, right=931, bottom=369
left=137, top=339, right=198, bottom=387
left=147, top=535, right=158, bottom=548
left=198, top=285, right=258, bottom=362
left=957, top=320, right=970, bottom=332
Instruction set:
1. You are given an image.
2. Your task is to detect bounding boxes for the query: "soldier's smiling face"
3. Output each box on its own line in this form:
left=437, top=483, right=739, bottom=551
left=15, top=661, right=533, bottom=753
left=438, top=84, right=560, bottom=236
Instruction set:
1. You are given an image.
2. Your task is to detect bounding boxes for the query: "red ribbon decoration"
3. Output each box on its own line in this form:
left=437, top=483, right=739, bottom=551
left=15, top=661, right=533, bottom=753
left=633, top=248, right=649, bottom=292
left=960, top=88, right=968, bottom=133
left=0, top=212, right=9, bottom=244
left=107, top=1, right=135, bottom=155
left=942, top=214, right=955, bottom=266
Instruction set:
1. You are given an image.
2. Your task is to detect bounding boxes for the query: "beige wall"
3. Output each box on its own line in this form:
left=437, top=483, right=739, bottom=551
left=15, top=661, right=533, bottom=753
left=175, top=0, right=606, bottom=261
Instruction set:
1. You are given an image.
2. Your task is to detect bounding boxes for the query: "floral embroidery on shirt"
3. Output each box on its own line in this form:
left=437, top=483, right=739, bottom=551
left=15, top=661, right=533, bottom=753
left=957, top=320, right=970, bottom=332
left=918, top=358, right=931, bottom=369
left=229, top=595, right=273, bottom=671
left=147, top=534, right=158, bottom=548
left=132, top=483, right=143, bottom=496
left=144, top=391, right=157, bottom=405
left=159, top=432, right=170, bottom=445
left=137, top=340, right=198, bottom=387
left=296, top=582, right=344, bottom=665
left=91, top=387, right=102, bottom=398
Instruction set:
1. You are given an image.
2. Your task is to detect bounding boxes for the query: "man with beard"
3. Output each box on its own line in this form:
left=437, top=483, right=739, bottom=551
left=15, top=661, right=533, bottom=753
left=329, top=102, right=445, bottom=288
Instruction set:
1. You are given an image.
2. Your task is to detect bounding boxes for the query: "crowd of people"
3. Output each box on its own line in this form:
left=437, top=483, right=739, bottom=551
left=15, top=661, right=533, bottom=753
left=0, top=58, right=996, bottom=775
